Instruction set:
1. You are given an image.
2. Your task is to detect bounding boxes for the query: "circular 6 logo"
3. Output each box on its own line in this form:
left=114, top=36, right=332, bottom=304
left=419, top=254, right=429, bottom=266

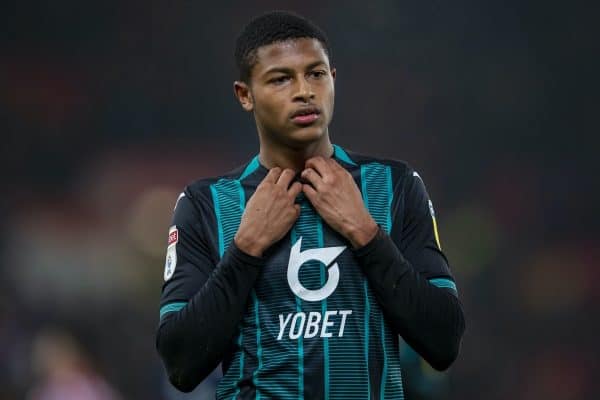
left=287, top=237, right=346, bottom=302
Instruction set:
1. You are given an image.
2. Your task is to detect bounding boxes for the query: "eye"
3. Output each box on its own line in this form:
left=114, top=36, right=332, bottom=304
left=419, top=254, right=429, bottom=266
left=308, top=70, right=327, bottom=79
left=270, top=76, right=290, bottom=85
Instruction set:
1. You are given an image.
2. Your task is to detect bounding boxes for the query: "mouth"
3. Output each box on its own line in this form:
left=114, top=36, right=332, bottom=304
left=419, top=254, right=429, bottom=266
left=290, top=106, right=321, bottom=126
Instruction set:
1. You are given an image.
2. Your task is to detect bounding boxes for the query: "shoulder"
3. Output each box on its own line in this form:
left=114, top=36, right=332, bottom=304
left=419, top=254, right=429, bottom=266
left=182, top=163, right=249, bottom=204
left=171, top=164, right=249, bottom=235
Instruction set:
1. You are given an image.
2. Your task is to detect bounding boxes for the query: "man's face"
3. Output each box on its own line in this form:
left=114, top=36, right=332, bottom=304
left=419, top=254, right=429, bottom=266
left=235, top=38, right=336, bottom=147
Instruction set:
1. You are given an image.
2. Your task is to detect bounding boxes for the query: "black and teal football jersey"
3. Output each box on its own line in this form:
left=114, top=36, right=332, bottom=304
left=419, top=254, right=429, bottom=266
left=157, top=145, right=462, bottom=399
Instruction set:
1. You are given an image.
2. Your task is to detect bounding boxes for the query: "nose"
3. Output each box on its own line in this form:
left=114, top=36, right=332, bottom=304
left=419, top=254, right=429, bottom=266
left=293, top=76, right=315, bottom=102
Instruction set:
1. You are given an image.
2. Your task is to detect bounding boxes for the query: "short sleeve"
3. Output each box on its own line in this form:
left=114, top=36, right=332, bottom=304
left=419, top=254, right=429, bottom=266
left=159, top=189, right=216, bottom=321
left=397, top=170, right=457, bottom=293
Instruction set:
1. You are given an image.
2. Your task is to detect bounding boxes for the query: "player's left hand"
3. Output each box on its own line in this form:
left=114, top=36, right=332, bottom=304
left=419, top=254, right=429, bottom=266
left=301, top=156, right=379, bottom=248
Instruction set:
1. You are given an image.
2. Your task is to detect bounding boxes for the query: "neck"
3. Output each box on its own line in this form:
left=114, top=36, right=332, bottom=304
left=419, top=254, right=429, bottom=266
left=258, top=135, right=334, bottom=172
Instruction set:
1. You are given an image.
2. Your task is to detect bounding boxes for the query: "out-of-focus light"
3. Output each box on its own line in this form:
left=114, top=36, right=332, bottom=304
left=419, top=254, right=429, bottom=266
left=126, top=187, right=179, bottom=259
left=518, top=248, right=590, bottom=315
left=441, top=204, right=502, bottom=280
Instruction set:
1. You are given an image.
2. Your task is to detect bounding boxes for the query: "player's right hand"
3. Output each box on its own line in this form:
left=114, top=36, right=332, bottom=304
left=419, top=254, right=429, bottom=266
left=234, top=167, right=302, bottom=257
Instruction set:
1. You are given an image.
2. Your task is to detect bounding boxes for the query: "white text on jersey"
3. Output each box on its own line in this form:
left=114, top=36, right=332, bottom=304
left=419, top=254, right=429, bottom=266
left=277, top=310, right=352, bottom=340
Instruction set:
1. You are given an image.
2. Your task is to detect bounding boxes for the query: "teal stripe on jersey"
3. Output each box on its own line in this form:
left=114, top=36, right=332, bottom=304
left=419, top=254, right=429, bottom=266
left=287, top=199, right=322, bottom=400
left=380, top=313, right=388, bottom=398
left=362, top=279, right=371, bottom=397
left=239, top=155, right=260, bottom=181
left=361, top=163, right=393, bottom=233
left=333, top=144, right=357, bottom=166
left=252, top=290, right=262, bottom=400
left=211, top=178, right=253, bottom=400
left=359, top=162, right=373, bottom=397
left=316, top=219, right=329, bottom=400
left=429, top=278, right=458, bottom=293
left=209, top=185, right=225, bottom=257
left=289, top=225, right=303, bottom=400
left=361, top=163, right=404, bottom=400
left=210, top=178, right=245, bottom=257
left=159, top=302, right=186, bottom=319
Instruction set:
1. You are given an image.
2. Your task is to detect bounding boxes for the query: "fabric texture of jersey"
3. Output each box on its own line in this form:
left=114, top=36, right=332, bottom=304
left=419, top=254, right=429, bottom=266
left=158, top=145, right=458, bottom=400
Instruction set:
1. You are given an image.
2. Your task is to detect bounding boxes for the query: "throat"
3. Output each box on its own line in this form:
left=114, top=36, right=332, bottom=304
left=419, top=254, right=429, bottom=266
left=259, top=139, right=334, bottom=172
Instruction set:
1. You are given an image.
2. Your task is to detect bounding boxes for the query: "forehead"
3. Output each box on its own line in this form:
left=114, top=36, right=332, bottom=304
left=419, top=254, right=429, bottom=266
left=253, top=38, right=330, bottom=73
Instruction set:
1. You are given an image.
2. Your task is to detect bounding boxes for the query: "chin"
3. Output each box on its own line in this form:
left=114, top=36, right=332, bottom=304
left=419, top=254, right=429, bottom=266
left=287, top=125, right=325, bottom=143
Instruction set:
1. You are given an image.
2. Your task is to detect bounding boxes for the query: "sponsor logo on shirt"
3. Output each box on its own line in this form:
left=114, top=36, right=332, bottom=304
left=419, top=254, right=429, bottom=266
left=278, top=237, right=351, bottom=341
left=287, top=237, right=346, bottom=302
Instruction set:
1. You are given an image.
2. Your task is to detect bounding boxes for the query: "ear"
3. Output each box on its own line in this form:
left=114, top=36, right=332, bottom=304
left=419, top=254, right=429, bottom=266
left=233, top=81, right=254, bottom=112
left=331, top=67, right=336, bottom=81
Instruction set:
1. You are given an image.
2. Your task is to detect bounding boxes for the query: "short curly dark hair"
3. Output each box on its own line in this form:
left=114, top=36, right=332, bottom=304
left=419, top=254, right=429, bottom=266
left=235, top=11, right=331, bottom=83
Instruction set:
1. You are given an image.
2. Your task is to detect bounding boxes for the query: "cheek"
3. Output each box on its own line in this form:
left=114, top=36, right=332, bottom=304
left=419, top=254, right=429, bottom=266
left=255, top=95, right=287, bottom=125
left=323, top=85, right=335, bottom=115
left=258, top=99, right=279, bottom=115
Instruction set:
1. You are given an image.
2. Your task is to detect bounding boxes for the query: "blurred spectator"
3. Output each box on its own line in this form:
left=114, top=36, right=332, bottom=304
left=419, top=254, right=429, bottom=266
left=27, top=328, right=122, bottom=400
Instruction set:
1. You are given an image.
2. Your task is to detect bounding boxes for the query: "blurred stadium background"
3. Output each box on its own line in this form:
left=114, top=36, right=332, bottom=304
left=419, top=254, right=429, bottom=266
left=2, top=1, right=598, bottom=399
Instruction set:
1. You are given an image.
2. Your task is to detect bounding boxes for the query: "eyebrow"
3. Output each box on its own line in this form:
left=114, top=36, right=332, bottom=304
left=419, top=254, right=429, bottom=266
left=263, top=61, right=328, bottom=76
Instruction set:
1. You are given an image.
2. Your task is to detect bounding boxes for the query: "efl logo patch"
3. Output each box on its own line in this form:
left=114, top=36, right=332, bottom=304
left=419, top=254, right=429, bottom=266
left=168, top=228, right=178, bottom=247
left=164, top=226, right=178, bottom=281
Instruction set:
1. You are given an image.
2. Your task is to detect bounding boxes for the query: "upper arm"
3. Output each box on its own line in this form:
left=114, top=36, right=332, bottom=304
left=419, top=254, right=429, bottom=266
left=392, top=169, right=457, bottom=294
left=159, top=189, right=216, bottom=322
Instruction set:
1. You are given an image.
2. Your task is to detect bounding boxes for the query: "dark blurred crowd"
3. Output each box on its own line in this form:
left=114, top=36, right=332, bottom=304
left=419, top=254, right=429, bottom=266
left=1, top=1, right=598, bottom=399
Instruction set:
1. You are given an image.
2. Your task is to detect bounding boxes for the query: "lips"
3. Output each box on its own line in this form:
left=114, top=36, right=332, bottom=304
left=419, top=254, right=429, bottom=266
left=291, top=106, right=321, bottom=125
left=291, top=106, right=321, bottom=118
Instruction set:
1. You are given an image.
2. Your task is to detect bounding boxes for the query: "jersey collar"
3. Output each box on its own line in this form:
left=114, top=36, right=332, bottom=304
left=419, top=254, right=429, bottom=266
left=238, top=144, right=356, bottom=183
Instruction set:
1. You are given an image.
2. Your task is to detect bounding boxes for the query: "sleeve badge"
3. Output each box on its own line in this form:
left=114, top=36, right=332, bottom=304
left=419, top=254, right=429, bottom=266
left=164, top=226, right=178, bottom=281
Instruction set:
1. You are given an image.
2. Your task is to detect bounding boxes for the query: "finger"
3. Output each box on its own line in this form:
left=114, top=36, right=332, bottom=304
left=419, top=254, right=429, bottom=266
left=305, top=156, right=331, bottom=178
left=327, top=157, right=349, bottom=178
left=276, top=168, right=296, bottom=188
left=264, top=167, right=282, bottom=183
left=288, top=181, right=303, bottom=198
left=301, top=168, right=324, bottom=191
left=302, top=183, right=318, bottom=203
left=327, top=157, right=344, bottom=171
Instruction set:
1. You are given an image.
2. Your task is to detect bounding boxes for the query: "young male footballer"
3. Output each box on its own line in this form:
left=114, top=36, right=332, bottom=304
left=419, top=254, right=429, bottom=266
left=156, top=10, right=465, bottom=399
